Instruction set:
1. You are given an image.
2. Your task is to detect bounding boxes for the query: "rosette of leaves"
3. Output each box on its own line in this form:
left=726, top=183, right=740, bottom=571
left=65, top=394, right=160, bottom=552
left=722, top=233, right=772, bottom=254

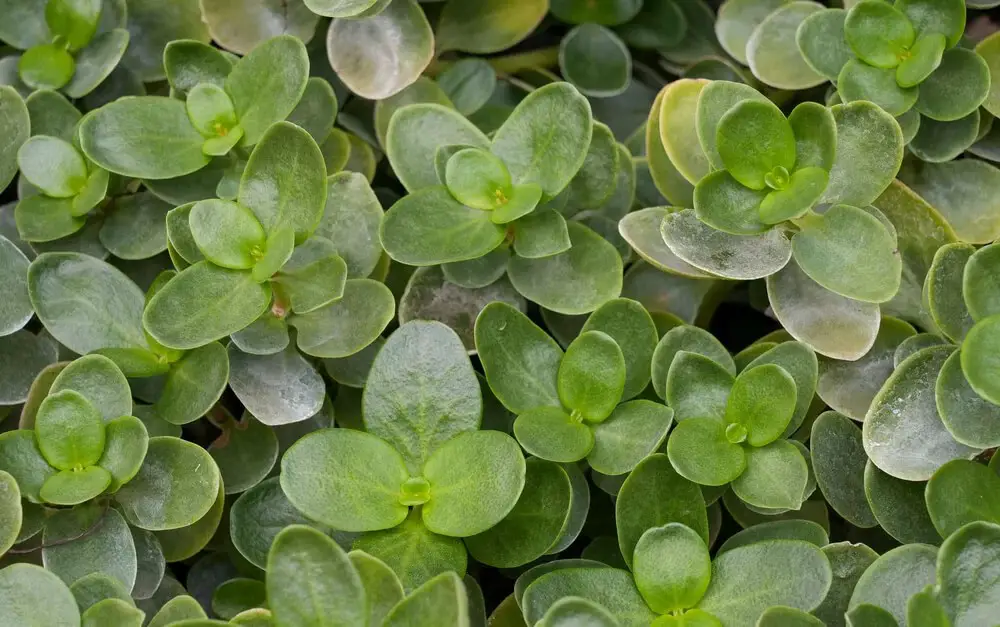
left=629, top=79, right=903, bottom=359
left=79, top=35, right=309, bottom=180
left=859, top=240, right=1000, bottom=479
left=262, top=524, right=473, bottom=626
left=143, top=120, right=392, bottom=361
left=14, top=134, right=110, bottom=244
left=0, top=354, right=221, bottom=538
left=280, top=321, right=526, bottom=589
left=475, top=301, right=673, bottom=475
left=659, top=327, right=818, bottom=511
left=518, top=524, right=832, bottom=626
left=796, top=0, right=987, bottom=122
left=26, top=252, right=231, bottom=427
left=380, top=81, right=624, bottom=315
left=0, top=0, right=129, bottom=98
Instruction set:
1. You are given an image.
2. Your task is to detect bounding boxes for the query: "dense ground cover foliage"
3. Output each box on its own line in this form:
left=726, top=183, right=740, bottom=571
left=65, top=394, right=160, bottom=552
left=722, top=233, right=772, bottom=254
left=3, top=0, right=1000, bottom=625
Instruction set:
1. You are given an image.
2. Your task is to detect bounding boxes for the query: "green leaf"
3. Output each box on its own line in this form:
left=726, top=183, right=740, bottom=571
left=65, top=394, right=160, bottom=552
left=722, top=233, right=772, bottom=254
left=162, top=39, right=233, bottom=93
left=865, top=461, right=940, bottom=544
left=936, top=521, right=1000, bottom=625
left=746, top=1, right=826, bottom=90
left=898, top=159, right=1000, bottom=245
left=522, top=567, right=657, bottom=626
left=436, top=0, right=546, bottom=53
left=697, top=540, right=832, bottom=623
left=0, top=87, right=29, bottom=194
left=665, top=352, right=734, bottom=424
left=466, top=459, right=581, bottom=568
left=849, top=544, right=937, bottom=625
left=693, top=171, right=769, bottom=235
left=280, top=428, right=409, bottom=531
left=0, top=429, right=56, bottom=502
left=238, top=121, right=327, bottom=243
left=228, top=343, right=324, bottom=427
left=926, top=459, right=1000, bottom=538
left=866, top=346, right=980, bottom=481
left=267, top=525, right=366, bottom=627
left=289, top=278, right=394, bottom=358
left=114, top=436, right=221, bottom=531
left=0, top=564, right=81, bottom=627
left=659, top=79, right=711, bottom=185
left=667, top=417, right=746, bottom=486
left=381, top=186, right=505, bottom=266
left=791, top=205, right=901, bottom=303
left=79, top=97, right=209, bottom=179
left=383, top=572, right=468, bottom=627
left=17, top=135, right=88, bottom=198
left=476, top=301, right=563, bottom=414
left=821, top=101, right=904, bottom=207
left=15, top=195, right=84, bottom=243
left=185, top=83, right=238, bottom=139
left=963, top=243, right=1000, bottom=322
left=386, top=104, right=489, bottom=192
left=716, top=99, right=795, bottom=191
left=229, top=477, right=329, bottom=569
left=315, top=171, right=384, bottom=279
left=588, top=400, right=673, bottom=476
left=507, top=221, right=623, bottom=315
left=0, top=470, right=20, bottom=555
left=810, top=412, right=878, bottom=528
left=46, top=0, right=100, bottom=51
left=512, top=209, right=570, bottom=258
left=18, top=43, right=75, bottom=91
left=207, top=413, right=277, bottom=494
left=897, top=33, right=947, bottom=88
left=39, top=465, right=111, bottom=505
left=491, top=82, right=594, bottom=198
left=916, top=48, right=990, bottom=122
left=909, top=110, right=981, bottom=163
left=559, top=24, right=631, bottom=97
left=795, top=8, right=853, bottom=81
left=97, top=415, right=148, bottom=491
left=363, top=320, right=480, bottom=473
left=844, top=1, right=914, bottom=68
left=652, top=324, right=735, bottom=400
left=98, top=192, right=171, bottom=261
left=514, top=406, right=594, bottom=463
left=660, top=208, right=792, bottom=280
left=142, top=262, right=270, bottom=350
left=436, top=58, right=496, bottom=117
left=941, top=342, right=1000, bottom=450
left=579, top=299, right=657, bottom=401
left=327, top=0, right=433, bottom=97
left=43, top=504, right=136, bottom=590
left=731, top=440, right=809, bottom=510
left=349, top=551, right=405, bottom=626
left=35, top=389, right=105, bottom=470
left=632, top=523, right=710, bottom=613
left=924, top=243, right=976, bottom=343
left=269, top=239, right=343, bottom=312
left=145, top=595, right=206, bottom=627
left=421, top=430, right=525, bottom=537
left=188, top=199, right=266, bottom=270
left=558, top=331, right=626, bottom=423
left=725, top=364, right=796, bottom=447
left=28, top=251, right=147, bottom=355
left=0, top=234, right=31, bottom=336
left=25, top=89, right=79, bottom=143
left=224, top=35, right=307, bottom=146
left=154, top=341, right=229, bottom=426
left=695, top=80, right=770, bottom=171
left=212, top=579, right=265, bottom=621
left=767, top=258, right=881, bottom=361
left=355, top=512, right=467, bottom=594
